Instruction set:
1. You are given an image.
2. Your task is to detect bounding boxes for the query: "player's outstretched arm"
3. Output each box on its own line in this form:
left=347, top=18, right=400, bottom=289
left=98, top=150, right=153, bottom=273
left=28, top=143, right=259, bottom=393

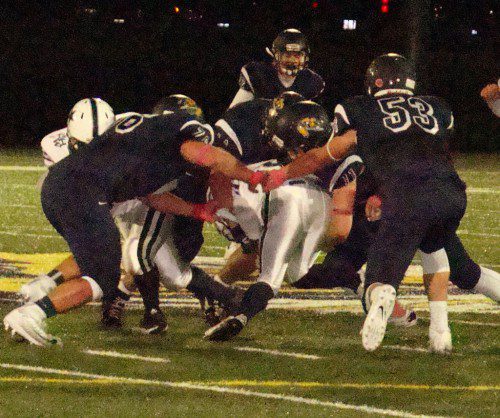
left=141, top=191, right=218, bottom=222
left=263, top=129, right=357, bottom=192
left=180, top=141, right=264, bottom=188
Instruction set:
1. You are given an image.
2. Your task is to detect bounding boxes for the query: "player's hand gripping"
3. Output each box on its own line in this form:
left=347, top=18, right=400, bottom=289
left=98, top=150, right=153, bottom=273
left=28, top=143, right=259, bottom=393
left=192, top=200, right=219, bottom=222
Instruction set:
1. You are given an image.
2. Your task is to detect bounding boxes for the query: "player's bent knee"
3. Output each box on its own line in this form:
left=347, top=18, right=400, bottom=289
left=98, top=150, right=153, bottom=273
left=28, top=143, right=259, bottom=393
left=82, top=276, right=104, bottom=301
left=161, top=268, right=192, bottom=291
left=421, top=248, right=450, bottom=275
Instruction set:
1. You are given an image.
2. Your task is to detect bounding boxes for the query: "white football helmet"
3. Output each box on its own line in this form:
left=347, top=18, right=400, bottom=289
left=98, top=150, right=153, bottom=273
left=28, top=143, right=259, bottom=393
left=66, top=98, right=115, bottom=147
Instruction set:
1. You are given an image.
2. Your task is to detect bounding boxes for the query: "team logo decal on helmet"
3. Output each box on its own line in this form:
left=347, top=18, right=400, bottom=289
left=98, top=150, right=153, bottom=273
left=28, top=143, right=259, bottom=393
left=152, top=94, right=205, bottom=122
left=296, top=117, right=323, bottom=138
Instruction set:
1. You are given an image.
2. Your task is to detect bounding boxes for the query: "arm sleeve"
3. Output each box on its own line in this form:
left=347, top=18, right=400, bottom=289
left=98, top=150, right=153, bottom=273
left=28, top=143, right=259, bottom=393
left=179, top=120, right=214, bottom=144
left=331, top=103, right=353, bottom=136
left=328, top=155, right=364, bottom=192
left=212, top=122, right=243, bottom=157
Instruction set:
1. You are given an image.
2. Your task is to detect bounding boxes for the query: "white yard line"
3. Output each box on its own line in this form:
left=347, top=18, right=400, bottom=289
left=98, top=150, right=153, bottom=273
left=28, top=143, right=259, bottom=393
left=0, top=363, right=443, bottom=418
left=384, top=345, right=430, bottom=354
left=234, top=346, right=322, bottom=360
left=449, top=320, right=500, bottom=327
left=83, top=349, right=170, bottom=363
left=0, top=230, right=59, bottom=239
left=0, top=166, right=46, bottom=171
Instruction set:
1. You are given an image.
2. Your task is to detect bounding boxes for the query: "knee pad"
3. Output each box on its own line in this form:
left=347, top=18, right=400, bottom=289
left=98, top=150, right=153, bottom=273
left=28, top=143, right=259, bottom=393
left=82, top=276, right=104, bottom=301
left=421, top=249, right=450, bottom=275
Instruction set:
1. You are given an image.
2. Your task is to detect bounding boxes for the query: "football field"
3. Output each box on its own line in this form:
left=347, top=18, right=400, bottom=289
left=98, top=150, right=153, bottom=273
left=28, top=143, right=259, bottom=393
left=0, top=149, right=499, bottom=417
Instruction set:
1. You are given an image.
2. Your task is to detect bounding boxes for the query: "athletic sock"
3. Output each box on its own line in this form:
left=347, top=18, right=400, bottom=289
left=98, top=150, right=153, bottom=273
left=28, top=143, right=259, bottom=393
left=134, top=268, right=161, bottom=311
left=473, top=267, right=500, bottom=302
left=47, top=269, right=64, bottom=286
left=187, top=266, right=235, bottom=306
left=429, top=301, right=449, bottom=332
left=35, top=296, right=57, bottom=318
left=239, top=282, right=275, bottom=321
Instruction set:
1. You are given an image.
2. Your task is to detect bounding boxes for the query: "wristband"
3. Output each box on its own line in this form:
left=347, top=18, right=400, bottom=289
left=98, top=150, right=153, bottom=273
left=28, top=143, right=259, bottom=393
left=264, top=168, right=287, bottom=191
left=192, top=203, right=215, bottom=222
left=248, top=171, right=265, bottom=188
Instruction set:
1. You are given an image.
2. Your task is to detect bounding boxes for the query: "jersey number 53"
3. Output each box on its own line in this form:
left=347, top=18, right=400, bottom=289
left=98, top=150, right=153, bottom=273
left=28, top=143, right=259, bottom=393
left=377, top=97, right=438, bottom=135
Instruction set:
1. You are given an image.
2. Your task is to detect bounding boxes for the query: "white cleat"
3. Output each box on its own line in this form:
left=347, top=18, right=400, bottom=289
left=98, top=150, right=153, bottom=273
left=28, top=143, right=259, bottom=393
left=4, top=304, right=60, bottom=347
left=429, top=327, right=452, bottom=354
left=19, top=275, right=57, bottom=303
left=361, top=284, right=396, bottom=352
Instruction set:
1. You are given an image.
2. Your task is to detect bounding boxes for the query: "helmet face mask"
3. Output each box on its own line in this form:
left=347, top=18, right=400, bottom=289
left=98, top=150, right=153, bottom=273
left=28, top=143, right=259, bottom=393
left=271, top=29, right=310, bottom=76
left=365, top=53, right=416, bottom=96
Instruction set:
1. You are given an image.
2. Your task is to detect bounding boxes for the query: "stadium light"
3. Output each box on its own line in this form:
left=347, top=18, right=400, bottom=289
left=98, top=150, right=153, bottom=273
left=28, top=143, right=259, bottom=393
left=471, top=29, right=478, bottom=35
left=113, top=19, right=125, bottom=24
left=173, top=6, right=180, bottom=13
left=217, top=23, right=230, bottom=28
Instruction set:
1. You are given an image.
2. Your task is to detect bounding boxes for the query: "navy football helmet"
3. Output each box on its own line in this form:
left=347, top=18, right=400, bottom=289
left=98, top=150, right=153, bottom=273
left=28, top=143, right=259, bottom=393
left=265, top=100, right=332, bottom=156
left=268, top=29, right=310, bottom=76
left=365, top=53, right=416, bottom=96
left=152, top=94, right=205, bottom=122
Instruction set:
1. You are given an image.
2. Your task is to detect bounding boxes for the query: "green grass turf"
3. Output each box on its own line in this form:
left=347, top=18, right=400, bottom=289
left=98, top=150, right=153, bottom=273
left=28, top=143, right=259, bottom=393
left=0, top=305, right=498, bottom=417
left=1, top=150, right=498, bottom=265
left=0, top=149, right=499, bottom=417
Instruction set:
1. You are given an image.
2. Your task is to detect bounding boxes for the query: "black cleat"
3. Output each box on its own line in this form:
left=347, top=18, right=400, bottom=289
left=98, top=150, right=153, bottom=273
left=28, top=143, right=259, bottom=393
left=101, top=296, right=127, bottom=329
left=140, top=308, right=167, bottom=334
left=204, top=314, right=247, bottom=342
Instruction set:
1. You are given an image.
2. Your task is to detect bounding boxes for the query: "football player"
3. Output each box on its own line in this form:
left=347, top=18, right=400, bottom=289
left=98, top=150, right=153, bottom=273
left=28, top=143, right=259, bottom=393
left=293, top=173, right=500, bottom=304
left=4, top=96, right=263, bottom=346
left=229, top=29, right=324, bottom=108
left=213, top=92, right=416, bottom=326
left=262, top=53, right=470, bottom=353
left=205, top=101, right=365, bottom=341
left=480, top=80, right=500, bottom=117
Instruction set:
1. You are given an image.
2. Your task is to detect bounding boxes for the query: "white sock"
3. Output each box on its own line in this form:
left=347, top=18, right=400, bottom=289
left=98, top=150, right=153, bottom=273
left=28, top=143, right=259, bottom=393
left=29, top=303, right=48, bottom=320
left=473, top=267, right=500, bottom=302
left=429, top=301, right=449, bottom=332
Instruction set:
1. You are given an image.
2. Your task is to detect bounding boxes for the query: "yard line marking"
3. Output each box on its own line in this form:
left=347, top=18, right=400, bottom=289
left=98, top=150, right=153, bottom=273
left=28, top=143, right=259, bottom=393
left=0, top=166, right=45, bottom=172
left=234, top=346, right=322, bottom=360
left=0, top=231, right=59, bottom=239
left=383, top=345, right=464, bottom=357
left=456, top=230, right=500, bottom=238
left=466, top=187, right=500, bottom=194
left=0, top=363, right=440, bottom=418
left=0, top=204, right=38, bottom=209
left=384, top=345, right=429, bottom=353
left=449, top=320, right=500, bottom=327
left=195, top=380, right=500, bottom=392
left=83, top=349, right=170, bottom=363
left=1, top=376, right=497, bottom=393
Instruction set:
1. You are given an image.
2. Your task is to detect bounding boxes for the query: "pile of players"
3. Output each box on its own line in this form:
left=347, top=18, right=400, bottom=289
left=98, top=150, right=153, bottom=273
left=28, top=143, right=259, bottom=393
left=5, top=29, right=499, bottom=354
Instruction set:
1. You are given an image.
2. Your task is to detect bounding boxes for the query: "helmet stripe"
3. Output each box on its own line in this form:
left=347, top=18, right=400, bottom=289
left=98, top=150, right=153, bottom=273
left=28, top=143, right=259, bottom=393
left=90, top=99, right=98, bottom=138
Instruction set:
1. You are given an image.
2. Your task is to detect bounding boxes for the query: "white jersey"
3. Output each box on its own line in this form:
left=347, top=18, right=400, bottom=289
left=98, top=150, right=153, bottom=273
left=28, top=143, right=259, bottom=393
left=40, top=112, right=136, bottom=168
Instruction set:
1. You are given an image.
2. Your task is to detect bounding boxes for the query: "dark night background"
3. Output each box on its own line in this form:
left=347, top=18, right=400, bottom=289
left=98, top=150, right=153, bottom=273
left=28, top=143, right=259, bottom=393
left=0, top=0, right=498, bottom=151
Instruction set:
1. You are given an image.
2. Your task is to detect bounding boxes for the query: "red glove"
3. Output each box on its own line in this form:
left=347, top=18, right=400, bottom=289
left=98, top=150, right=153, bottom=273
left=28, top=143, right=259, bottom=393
left=192, top=201, right=218, bottom=222
left=248, top=171, right=265, bottom=191
left=263, top=168, right=287, bottom=192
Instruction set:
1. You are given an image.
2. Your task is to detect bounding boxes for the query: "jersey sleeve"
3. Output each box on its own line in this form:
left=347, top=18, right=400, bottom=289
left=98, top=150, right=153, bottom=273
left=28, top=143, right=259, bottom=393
left=40, top=128, right=70, bottom=167
left=212, top=120, right=243, bottom=157
left=331, top=100, right=356, bottom=137
left=179, top=120, right=214, bottom=144
left=238, top=64, right=255, bottom=93
left=327, top=154, right=364, bottom=192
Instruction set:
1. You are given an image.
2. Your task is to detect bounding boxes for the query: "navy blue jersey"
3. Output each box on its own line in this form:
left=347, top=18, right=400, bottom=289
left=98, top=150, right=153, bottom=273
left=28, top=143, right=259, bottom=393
left=49, top=112, right=212, bottom=203
left=239, top=61, right=324, bottom=100
left=332, top=94, right=458, bottom=189
left=213, top=99, right=278, bottom=164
